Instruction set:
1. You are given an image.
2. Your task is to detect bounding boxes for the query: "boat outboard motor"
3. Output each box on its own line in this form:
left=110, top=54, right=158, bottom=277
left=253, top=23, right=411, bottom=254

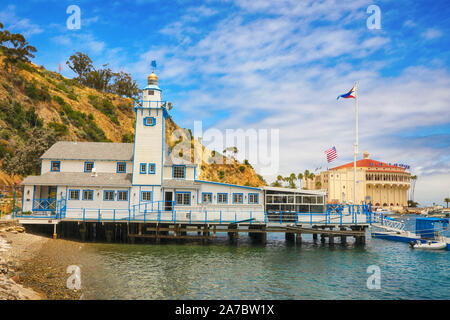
left=409, top=241, right=416, bottom=248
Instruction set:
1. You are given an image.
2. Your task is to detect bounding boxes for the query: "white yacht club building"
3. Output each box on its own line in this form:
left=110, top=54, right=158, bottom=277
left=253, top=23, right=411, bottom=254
left=21, top=72, right=326, bottom=223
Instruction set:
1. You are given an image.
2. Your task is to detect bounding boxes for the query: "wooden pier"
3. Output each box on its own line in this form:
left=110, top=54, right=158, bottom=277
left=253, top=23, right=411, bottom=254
left=23, top=219, right=369, bottom=246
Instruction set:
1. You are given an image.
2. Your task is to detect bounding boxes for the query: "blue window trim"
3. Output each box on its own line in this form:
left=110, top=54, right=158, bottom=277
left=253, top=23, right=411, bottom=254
left=148, top=163, right=156, bottom=174
left=141, top=191, right=153, bottom=202
left=103, top=190, right=115, bottom=201
left=217, top=193, right=228, bottom=204
left=82, top=189, right=94, bottom=201
left=143, top=116, right=156, bottom=126
left=117, top=190, right=128, bottom=201
left=232, top=193, right=243, bottom=204
left=84, top=161, right=94, bottom=172
left=140, top=163, right=147, bottom=174
left=172, top=165, right=186, bottom=179
left=248, top=193, right=259, bottom=204
left=50, top=161, right=61, bottom=172
left=117, top=162, right=126, bottom=173
left=201, top=192, right=213, bottom=204
left=68, top=189, right=80, bottom=200
left=175, top=191, right=191, bottom=206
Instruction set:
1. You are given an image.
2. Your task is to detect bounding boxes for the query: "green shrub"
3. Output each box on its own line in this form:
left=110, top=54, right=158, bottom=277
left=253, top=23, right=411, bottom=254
left=25, top=82, right=50, bottom=101
left=0, top=141, right=13, bottom=158
left=117, top=102, right=132, bottom=114
left=67, top=93, right=78, bottom=101
left=0, top=130, right=11, bottom=140
left=25, top=107, right=43, bottom=128
left=53, top=95, right=66, bottom=106
left=47, top=122, right=68, bottom=136
left=17, top=62, right=37, bottom=73
left=121, top=132, right=134, bottom=143
left=218, top=170, right=224, bottom=179
left=239, top=165, right=245, bottom=172
left=88, top=95, right=119, bottom=124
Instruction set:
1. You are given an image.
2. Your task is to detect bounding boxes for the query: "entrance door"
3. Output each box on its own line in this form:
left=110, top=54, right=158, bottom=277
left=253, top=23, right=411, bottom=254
left=165, top=191, right=173, bottom=211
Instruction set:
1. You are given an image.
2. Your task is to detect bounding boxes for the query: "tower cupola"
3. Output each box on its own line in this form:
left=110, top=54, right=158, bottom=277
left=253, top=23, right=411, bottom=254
left=147, top=72, right=158, bottom=86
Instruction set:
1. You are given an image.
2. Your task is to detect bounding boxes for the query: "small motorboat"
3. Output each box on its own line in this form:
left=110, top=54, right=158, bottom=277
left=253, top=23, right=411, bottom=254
left=409, top=240, right=447, bottom=250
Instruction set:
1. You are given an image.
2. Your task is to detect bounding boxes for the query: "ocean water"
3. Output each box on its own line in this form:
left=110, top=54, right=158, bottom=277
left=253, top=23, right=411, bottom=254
left=79, top=215, right=450, bottom=300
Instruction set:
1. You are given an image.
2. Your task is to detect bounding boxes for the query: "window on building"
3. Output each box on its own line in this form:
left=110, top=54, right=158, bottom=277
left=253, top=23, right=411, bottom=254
left=140, top=163, right=147, bottom=174
left=82, top=190, right=93, bottom=200
left=233, top=193, right=243, bottom=204
left=69, top=190, right=79, bottom=200
left=148, top=163, right=156, bottom=174
left=117, top=191, right=128, bottom=201
left=104, top=190, right=114, bottom=201
left=202, top=193, right=212, bottom=203
left=173, top=166, right=185, bottom=179
left=51, top=161, right=60, bottom=172
left=117, top=162, right=126, bottom=173
left=143, top=117, right=156, bottom=126
left=141, top=191, right=152, bottom=201
left=175, top=192, right=190, bottom=205
left=148, top=90, right=154, bottom=95
left=218, top=193, right=228, bottom=204
left=248, top=193, right=259, bottom=204
left=84, top=162, right=94, bottom=172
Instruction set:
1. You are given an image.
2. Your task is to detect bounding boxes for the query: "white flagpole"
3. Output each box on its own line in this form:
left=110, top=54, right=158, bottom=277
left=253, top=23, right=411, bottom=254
left=353, top=82, right=358, bottom=205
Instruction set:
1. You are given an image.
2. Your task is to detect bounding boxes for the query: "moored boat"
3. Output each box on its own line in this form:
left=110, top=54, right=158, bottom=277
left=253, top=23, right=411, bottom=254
left=409, top=239, right=447, bottom=250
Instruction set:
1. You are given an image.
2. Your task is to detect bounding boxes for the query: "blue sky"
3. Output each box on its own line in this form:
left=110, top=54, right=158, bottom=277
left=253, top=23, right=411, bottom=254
left=1, top=0, right=449, bottom=205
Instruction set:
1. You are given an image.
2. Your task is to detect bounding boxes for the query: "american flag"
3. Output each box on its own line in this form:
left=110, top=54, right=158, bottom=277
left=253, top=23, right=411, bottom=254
left=325, top=146, right=338, bottom=163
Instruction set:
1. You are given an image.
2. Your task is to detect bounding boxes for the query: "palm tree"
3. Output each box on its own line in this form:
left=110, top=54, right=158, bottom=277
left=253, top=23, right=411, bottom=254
left=287, top=173, right=297, bottom=188
left=289, top=173, right=297, bottom=183
left=304, top=170, right=310, bottom=179
left=410, top=175, right=418, bottom=202
left=297, top=173, right=304, bottom=189
left=445, top=197, right=450, bottom=208
left=271, top=181, right=282, bottom=187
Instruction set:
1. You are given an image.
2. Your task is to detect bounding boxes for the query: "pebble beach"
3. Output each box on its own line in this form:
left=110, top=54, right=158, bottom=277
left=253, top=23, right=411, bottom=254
left=0, top=220, right=85, bottom=300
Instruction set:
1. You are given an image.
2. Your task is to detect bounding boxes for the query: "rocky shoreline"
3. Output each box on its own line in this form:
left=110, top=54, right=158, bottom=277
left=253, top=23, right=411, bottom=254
left=0, top=220, right=84, bottom=300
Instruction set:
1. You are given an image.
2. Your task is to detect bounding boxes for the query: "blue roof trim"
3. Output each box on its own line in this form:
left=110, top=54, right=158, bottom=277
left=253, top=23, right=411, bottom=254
left=142, top=85, right=161, bottom=91
left=194, top=180, right=262, bottom=191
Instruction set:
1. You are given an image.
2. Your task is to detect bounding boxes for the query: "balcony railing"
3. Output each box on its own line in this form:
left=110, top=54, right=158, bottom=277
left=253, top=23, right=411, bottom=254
left=33, top=198, right=57, bottom=211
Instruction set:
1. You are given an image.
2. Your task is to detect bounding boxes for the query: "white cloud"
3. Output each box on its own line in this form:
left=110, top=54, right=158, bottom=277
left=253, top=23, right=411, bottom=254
left=0, top=5, right=44, bottom=37
left=421, top=28, right=443, bottom=40
left=128, top=0, right=450, bottom=205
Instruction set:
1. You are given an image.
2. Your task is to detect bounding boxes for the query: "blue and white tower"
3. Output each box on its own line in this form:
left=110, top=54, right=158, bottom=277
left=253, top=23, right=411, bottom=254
left=132, top=71, right=168, bottom=189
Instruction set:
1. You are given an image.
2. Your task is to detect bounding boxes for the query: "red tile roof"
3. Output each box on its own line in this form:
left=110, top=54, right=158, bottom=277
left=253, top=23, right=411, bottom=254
left=330, top=159, right=406, bottom=171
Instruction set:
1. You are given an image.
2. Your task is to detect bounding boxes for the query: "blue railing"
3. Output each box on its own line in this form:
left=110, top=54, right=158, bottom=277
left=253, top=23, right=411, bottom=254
left=265, top=203, right=372, bottom=226
left=18, top=201, right=373, bottom=226
left=15, top=197, right=66, bottom=219
left=33, top=198, right=57, bottom=211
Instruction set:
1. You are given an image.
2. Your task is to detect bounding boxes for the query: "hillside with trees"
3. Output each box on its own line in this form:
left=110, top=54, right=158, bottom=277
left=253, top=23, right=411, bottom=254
left=0, top=21, right=266, bottom=198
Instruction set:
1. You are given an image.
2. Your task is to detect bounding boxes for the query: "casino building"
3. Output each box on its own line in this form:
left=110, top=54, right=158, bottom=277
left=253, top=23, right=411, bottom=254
left=304, top=151, right=411, bottom=209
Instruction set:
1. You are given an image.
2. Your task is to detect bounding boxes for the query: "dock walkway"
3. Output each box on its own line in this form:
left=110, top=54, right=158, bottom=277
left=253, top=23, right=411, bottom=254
left=14, top=203, right=377, bottom=245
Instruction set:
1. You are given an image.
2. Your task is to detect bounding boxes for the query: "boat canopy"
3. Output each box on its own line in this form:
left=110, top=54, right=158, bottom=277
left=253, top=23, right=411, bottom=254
left=416, top=218, right=449, bottom=239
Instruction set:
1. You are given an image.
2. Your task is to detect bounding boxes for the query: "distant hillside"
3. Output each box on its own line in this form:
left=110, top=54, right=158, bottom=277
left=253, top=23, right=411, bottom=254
left=0, top=52, right=266, bottom=188
left=165, top=117, right=266, bottom=187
